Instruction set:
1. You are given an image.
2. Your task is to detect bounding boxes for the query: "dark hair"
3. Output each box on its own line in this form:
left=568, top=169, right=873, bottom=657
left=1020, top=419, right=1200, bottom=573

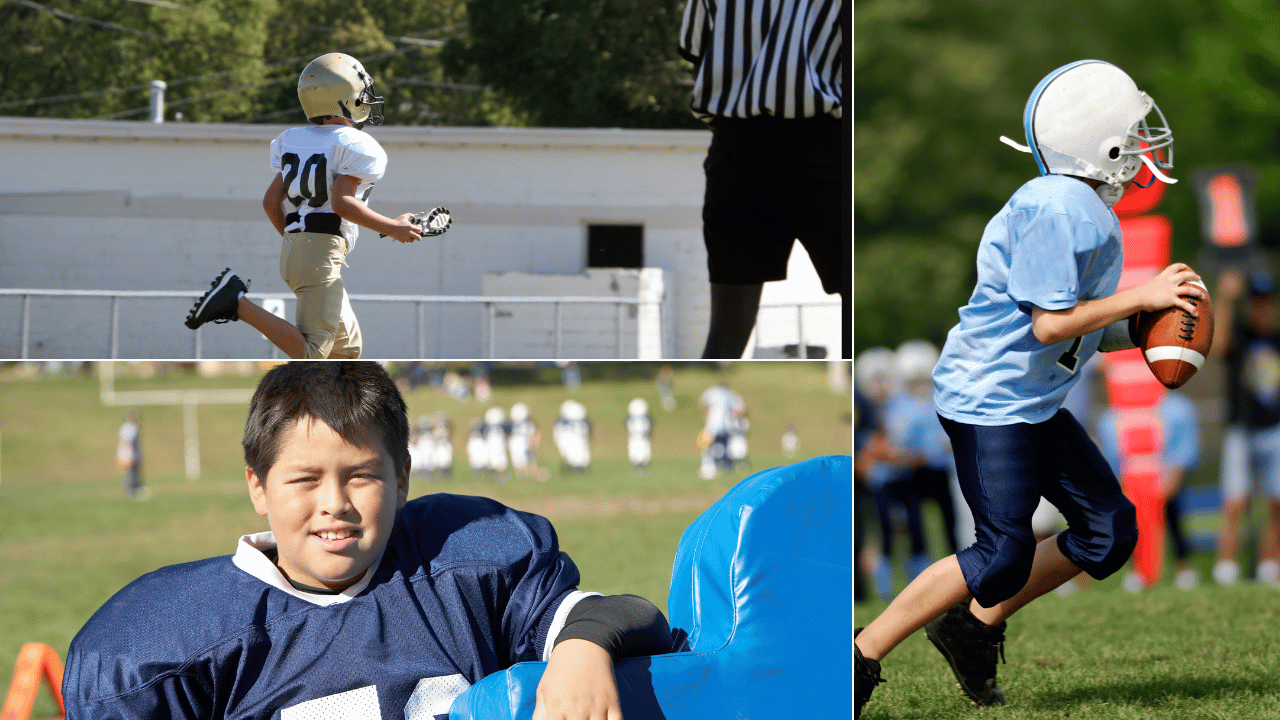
left=243, top=362, right=409, bottom=480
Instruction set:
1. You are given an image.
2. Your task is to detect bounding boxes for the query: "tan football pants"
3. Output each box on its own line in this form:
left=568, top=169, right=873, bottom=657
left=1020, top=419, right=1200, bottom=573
left=279, top=232, right=362, bottom=359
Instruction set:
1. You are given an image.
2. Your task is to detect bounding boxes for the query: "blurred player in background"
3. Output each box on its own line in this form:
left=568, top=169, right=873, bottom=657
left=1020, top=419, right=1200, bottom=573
left=408, top=415, right=432, bottom=477
left=466, top=418, right=488, bottom=478
left=658, top=365, right=677, bottom=411
left=1212, top=268, right=1280, bottom=586
left=855, top=347, right=896, bottom=603
left=184, top=53, right=425, bottom=358
left=429, top=411, right=454, bottom=478
left=483, top=406, right=510, bottom=480
left=508, top=403, right=545, bottom=481
left=116, top=410, right=145, bottom=500
left=1098, top=391, right=1202, bottom=590
left=781, top=423, right=801, bottom=458
left=679, top=0, right=847, bottom=359
left=698, top=381, right=745, bottom=479
left=856, top=60, right=1203, bottom=717
left=554, top=400, right=592, bottom=474
left=627, top=398, right=653, bottom=474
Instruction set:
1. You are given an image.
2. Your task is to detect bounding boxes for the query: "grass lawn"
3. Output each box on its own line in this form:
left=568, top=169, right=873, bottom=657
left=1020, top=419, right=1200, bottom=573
left=0, top=360, right=853, bottom=716
left=856, top=581, right=1280, bottom=719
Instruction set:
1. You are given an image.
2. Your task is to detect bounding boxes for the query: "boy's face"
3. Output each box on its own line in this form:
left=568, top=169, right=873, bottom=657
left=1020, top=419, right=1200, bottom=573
left=247, top=416, right=409, bottom=591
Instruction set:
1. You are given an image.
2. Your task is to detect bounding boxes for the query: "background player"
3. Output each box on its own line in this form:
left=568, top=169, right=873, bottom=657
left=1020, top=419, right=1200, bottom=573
left=1212, top=268, right=1280, bottom=586
left=855, top=60, right=1203, bottom=717
left=184, top=53, right=425, bottom=359
left=626, top=397, right=653, bottom=474
left=64, top=362, right=674, bottom=719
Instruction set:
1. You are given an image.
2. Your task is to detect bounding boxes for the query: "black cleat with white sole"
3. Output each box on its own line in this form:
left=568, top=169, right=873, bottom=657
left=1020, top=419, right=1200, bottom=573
left=185, top=268, right=248, bottom=329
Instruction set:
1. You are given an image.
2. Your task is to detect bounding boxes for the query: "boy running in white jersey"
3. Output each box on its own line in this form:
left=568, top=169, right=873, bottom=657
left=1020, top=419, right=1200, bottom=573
left=855, top=60, right=1207, bottom=717
left=184, top=53, right=424, bottom=359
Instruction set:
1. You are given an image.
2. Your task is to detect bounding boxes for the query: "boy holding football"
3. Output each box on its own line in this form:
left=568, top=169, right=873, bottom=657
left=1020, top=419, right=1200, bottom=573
left=855, top=60, right=1207, bottom=717
left=184, top=53, right=429, bottom=359
left=64, top=362, right=674, bottom=719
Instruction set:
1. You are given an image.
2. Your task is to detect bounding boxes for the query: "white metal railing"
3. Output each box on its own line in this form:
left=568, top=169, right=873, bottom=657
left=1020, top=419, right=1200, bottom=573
left=1, top=289, right=841, bottom=359
left=0, top=288, right=660, bottom=360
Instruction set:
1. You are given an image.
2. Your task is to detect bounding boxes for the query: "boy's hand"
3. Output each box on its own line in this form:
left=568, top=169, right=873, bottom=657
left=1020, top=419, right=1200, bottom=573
left=534, top=639, right=623, bottom=720
left=1135, top=263, right=1204, bottom=316
left=386, top=213, right=424, bottom=244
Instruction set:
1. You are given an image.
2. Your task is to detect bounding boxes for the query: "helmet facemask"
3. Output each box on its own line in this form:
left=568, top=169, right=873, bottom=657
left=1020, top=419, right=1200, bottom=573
left=346, top=68, right=384, bottom=129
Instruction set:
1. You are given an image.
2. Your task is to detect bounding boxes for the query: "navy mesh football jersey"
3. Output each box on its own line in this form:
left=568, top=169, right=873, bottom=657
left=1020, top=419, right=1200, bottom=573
left=63, top=493, right=590, bottom=720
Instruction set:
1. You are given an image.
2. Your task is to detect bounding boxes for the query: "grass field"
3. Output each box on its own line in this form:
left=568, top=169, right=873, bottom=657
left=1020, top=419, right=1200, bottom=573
left=0, top=360, right=852, bottom=715
left=858, top=498, right=1280, bottom=719
left=856, top=582, right=1280, bottom=719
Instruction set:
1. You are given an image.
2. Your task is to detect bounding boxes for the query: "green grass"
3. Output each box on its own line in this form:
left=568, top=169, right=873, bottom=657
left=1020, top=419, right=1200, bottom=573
left=0, top=361, right=852, bottom=715
left=856, top=583, right=1280, bottom=719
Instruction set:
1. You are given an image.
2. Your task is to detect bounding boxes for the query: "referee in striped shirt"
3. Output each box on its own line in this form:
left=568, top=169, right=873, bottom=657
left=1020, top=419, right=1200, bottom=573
left=680, top=0, right=848, bottom=359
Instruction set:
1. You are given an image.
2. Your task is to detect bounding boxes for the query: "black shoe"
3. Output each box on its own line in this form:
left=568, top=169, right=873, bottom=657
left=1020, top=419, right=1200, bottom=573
left=855, top=627, right=884, bottom=719
left=185, top=269, right=248, bottom=329
left=924, top=602, right=1007, bottom=706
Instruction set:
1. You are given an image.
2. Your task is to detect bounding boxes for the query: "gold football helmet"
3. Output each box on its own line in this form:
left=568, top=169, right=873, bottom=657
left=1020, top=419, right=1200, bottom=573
left=297, top=53, right=384, bottom=128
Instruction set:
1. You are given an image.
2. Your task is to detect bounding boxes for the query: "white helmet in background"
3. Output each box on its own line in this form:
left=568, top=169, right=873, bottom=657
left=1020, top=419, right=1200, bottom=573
left=510, top=402, right=529, bottom=423
left=559, top=400, right=585, bottom=421
left=1000, top=60, right=1174, bottom=206
left=895, top=340, right=940, bottom=381
left=855, top=346, right=897, bottom=401
left=298, top=53, right=385, bottom=128
left=628, top=398, right=648, bottom=416
left=484, top=406, right=505, bottom=426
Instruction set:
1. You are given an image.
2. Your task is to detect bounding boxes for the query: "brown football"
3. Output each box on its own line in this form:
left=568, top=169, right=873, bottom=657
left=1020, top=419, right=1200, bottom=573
left=1135, top=280, right=1214, bottom=389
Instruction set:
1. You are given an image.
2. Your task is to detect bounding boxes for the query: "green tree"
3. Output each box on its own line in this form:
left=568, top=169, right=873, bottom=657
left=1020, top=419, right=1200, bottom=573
left=0, top=0, right=277, bottom=121
left=441, top=0, right=702, bottom=128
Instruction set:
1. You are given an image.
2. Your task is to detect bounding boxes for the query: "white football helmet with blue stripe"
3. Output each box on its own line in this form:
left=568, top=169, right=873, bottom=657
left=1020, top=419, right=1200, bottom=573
left=1001, top=60, right=1174, bottom=205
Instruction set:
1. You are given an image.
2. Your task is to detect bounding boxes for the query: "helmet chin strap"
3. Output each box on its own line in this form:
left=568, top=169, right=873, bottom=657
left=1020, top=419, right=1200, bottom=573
left=1137, top=153, right=1177, bottom=184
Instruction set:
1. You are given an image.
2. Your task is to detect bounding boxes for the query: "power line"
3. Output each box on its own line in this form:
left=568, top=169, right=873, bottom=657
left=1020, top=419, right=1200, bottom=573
left=0, top=44, right=377, bottom=110
left=6, top=0, right=264, bottom=58
left=93, top=43, right=438, bottom=121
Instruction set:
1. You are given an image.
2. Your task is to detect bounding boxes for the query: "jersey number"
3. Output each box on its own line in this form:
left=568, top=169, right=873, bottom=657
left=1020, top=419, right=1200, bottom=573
left=1056, top=336, right=1083, bottom=373
left=281, top=152, right=329, bottom=209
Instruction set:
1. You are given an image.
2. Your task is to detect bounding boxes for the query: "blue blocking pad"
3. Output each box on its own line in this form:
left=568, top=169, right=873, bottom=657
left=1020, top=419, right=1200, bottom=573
left=449, top=455, right=853, bottom=719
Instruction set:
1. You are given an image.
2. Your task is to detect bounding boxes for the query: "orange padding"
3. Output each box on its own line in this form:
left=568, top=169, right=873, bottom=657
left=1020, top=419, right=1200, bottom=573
left=1, top=642, right=65, bottom=720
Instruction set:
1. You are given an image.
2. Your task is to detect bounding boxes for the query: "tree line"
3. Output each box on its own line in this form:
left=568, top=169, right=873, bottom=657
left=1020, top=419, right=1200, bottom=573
left=0, top=0, right=704, bottom=129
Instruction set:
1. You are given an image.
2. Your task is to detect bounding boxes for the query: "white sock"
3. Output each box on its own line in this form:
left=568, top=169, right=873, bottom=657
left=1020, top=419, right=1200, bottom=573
left=1214, top=559, right=1240, bottom=586
left=1258, top=559, right=1279, bottom=583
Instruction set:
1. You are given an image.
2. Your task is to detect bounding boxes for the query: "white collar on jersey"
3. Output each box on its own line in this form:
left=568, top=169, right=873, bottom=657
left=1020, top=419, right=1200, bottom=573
left=232, top=531, right=385, bottom=607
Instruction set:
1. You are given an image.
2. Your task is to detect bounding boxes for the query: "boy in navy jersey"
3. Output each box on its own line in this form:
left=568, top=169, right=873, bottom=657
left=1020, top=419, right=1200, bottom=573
left=855, top=60, right=1206, bottom=717
left=65, top=362, right=673, bottom=720
left=185, top=53, right=426, bottom=359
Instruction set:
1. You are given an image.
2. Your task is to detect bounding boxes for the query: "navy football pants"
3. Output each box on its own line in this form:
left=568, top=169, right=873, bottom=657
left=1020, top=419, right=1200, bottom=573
left=941, top=410, right=1138, bottom=608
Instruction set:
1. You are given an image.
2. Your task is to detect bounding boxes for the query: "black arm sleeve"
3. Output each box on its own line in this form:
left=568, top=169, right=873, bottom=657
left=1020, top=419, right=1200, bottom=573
left=553, top=594, right=675, bottom=661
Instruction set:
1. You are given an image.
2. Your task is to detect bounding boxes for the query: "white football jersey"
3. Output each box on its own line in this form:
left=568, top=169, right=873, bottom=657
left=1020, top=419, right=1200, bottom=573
left=269, top=125, right=388, bottom=249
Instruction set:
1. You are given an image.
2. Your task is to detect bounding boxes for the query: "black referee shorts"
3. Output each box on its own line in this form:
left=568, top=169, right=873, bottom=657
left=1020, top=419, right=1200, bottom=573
left=701, top=114, right=848, bottom=295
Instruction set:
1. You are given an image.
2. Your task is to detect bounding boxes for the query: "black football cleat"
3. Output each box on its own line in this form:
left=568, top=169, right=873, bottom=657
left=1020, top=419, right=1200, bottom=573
left=925, top=602, right=1007, bottom=707
left=185, top=268, right=248, bottom=329
left=855, top=627, right=884, bottom=719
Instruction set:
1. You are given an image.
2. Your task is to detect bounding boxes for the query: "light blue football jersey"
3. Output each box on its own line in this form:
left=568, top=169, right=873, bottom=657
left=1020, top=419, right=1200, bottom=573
left=934, top=174, right=1124, bottom=425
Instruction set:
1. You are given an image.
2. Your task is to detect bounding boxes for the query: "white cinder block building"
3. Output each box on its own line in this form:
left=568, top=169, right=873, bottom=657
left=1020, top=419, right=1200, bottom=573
left=0, top=117, right=840, bottom=359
